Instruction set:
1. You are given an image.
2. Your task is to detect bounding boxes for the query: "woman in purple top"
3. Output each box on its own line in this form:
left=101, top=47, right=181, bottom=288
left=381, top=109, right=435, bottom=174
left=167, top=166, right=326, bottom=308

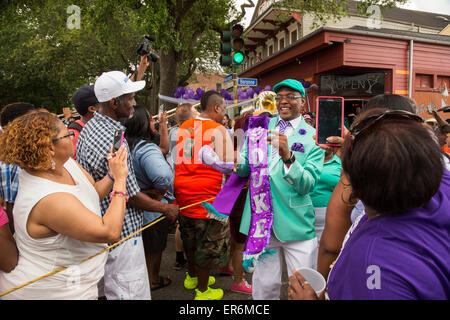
left=289, top=108, right=449, bottom=300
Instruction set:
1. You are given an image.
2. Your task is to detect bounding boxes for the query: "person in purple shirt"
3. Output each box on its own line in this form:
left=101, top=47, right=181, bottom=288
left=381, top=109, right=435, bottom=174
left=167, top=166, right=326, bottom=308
left=289, top=108, right=449, bottom=300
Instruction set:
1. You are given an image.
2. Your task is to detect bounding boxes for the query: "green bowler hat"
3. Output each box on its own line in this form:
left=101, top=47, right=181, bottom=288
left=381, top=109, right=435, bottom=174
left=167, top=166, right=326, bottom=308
left=273, top=79, right=306, bottom=97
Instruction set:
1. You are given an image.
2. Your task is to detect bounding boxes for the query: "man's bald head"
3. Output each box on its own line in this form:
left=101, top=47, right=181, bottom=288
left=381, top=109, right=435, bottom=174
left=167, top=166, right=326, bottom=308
left=175, top=103, right=193, bottom=125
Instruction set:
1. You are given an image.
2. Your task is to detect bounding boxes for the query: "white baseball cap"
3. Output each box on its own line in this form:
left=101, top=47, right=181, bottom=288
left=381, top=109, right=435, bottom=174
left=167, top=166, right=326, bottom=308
left=94, top=71, right=145, bottom=102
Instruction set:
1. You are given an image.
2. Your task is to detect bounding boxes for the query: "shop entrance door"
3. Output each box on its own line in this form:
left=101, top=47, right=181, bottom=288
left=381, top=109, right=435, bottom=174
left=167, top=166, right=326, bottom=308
left=344, top=99, right=367, bottom=128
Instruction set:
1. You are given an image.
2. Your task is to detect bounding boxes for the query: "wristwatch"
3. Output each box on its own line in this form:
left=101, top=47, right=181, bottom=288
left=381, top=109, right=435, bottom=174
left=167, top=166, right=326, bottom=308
left=283, top=152, right=296, bottom=165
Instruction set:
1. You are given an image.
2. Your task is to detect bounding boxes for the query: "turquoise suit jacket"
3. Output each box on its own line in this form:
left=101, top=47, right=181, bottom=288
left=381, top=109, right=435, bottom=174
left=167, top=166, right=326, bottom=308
left=236, top=116, right=325, bottom=242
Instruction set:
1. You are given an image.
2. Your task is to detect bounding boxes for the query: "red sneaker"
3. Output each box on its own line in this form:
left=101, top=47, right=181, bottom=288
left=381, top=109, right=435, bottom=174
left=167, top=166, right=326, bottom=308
left=231, top=280, right=252, bottom=295
left=219, top=267, right=233, bottom=275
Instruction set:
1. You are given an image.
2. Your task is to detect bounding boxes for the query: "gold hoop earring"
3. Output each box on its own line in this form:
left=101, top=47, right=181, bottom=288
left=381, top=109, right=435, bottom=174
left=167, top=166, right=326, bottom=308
left=341, top=184, right=358, bottom=207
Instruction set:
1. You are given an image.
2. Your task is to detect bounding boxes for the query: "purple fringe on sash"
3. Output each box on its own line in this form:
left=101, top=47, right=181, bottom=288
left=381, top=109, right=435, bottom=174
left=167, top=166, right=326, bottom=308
left=202, top=174, right=249, bottom=221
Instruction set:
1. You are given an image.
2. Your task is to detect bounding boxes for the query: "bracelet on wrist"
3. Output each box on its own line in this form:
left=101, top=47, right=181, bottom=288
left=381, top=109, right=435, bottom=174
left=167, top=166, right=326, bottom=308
left=107, top=171, right=115, bottom=182
left=109, top=190, right=129, bottom=203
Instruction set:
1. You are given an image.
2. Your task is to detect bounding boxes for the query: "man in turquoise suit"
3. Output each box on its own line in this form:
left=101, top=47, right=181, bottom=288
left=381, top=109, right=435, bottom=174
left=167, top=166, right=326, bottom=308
left=235, top=79, right=324, bottom=300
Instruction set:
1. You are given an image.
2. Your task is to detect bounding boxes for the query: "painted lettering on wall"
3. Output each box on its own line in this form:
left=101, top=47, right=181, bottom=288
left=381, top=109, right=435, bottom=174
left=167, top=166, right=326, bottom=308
left=320, top=73, right=385, bottom=96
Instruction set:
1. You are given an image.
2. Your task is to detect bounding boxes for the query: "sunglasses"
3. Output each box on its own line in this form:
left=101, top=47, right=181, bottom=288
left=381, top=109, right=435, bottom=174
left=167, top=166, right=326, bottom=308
left=274, top=95, right=302, bottom=102
left=52, top=131, right=75, bottom=142
left=350, top=110, right=424, bottom=138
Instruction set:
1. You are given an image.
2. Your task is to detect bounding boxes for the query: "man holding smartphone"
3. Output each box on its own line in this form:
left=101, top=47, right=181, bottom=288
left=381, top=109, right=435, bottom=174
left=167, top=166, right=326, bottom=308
left=76, top=71, right=179, bottom=300
left=235, top=79, right=324, bottom=300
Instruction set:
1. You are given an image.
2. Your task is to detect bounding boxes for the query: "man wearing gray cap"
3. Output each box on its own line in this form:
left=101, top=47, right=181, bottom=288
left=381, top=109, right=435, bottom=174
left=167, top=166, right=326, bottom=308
left=76, top=71, right=179, bottom=300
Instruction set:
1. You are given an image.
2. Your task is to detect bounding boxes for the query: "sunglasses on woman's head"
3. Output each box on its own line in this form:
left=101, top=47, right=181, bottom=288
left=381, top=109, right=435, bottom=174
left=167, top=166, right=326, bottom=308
left=350, top=110, right=424, bottom=139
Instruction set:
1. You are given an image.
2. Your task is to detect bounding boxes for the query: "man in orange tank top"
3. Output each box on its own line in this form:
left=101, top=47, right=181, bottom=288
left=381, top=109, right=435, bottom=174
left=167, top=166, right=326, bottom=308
left=174, top=91, right=234, bottom=300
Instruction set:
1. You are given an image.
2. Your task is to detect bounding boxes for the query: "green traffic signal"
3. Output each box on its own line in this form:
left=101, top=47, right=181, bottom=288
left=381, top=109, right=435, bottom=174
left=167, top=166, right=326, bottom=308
left=233, top=51, right=244, bottom=64
left=220, top=24, right=245, bottom=67
left=231, top=24, right=245, bottom=65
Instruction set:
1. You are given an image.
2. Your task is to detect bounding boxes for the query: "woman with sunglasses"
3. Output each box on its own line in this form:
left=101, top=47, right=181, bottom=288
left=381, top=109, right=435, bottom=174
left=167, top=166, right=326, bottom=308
left=290, top=108, right=449, bottom=299
left=0, top=112, right=129, bottom=299
left=316, top=94, right=420, bottom=279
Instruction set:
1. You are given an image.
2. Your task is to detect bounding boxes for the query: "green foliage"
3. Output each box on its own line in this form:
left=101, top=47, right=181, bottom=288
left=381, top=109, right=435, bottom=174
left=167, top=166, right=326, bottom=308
left=138, top=0, right=238, bottom=84
left=0, top=0, right=144, bottom=113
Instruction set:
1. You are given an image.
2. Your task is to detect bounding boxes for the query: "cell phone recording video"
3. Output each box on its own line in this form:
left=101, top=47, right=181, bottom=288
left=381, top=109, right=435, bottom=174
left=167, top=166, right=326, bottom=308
left=315, top=96, right=344, bottom=146
left=113, top=129, right=125, bottom=152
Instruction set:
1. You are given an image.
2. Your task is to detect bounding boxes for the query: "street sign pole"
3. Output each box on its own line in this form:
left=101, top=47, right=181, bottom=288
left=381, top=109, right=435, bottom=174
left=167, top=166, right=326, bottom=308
left=233, top=72, right=238, bottom=104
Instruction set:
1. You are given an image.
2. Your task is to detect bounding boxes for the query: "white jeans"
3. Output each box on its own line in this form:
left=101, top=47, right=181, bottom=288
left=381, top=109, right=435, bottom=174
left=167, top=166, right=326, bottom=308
left=252, top=233, right=318, bottom=300
left=314, top=207, right=327, bottom=242
left=98, top=235, right=151, bottom=300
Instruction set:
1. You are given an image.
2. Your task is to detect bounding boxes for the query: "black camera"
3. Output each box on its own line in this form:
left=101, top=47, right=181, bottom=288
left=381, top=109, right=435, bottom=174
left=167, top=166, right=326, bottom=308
left=137, top=35, right=159, bottom=62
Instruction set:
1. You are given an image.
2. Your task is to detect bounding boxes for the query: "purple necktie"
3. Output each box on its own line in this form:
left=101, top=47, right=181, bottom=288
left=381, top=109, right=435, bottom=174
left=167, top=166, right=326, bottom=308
left=278, top=119, right=291, bottom=134
left=272, top=119, right=291, bottom=158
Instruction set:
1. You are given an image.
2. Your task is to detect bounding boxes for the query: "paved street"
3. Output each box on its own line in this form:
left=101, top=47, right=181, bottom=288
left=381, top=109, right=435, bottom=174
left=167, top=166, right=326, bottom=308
left=151, top=233, right=289, bottom=300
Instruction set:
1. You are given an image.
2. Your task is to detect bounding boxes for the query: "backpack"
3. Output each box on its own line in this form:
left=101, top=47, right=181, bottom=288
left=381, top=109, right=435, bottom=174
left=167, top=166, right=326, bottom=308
left=67, top=120, right=84, bottom=133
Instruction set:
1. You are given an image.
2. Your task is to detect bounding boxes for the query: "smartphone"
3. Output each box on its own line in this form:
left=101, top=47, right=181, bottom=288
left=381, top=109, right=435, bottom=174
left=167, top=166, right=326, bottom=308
left=158, top=104, right=164, bottom=118
left=315, top=96, right=344, bottom=146
left=113, top=129, right=125, bottom=152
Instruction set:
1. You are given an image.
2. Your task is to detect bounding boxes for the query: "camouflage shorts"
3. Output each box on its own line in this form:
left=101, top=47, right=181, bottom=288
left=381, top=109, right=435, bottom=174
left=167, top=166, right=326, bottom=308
left=179, top=215, right=230, bottom=270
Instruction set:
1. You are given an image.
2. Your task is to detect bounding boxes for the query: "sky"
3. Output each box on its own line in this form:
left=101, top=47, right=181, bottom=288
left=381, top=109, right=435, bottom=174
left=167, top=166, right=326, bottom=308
left=399, top=0, right=450, bottom=14
left=236, top=0, right=450, bottom=27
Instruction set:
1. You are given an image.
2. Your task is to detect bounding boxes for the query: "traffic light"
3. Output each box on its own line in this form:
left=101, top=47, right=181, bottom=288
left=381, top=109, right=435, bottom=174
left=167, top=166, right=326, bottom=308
left=231, top=24, right=245, bottom=65
left=220, top=30, right=232, bottom=67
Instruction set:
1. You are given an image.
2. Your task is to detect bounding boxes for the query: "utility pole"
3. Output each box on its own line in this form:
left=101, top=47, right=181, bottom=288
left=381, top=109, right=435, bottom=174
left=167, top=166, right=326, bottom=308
left=233, top=72, right=238, bottom=105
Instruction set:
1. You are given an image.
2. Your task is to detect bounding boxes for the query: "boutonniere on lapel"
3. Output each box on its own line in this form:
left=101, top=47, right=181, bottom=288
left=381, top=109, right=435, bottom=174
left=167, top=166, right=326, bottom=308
left=298, top=128, right=307, bottom=135
left=291, top=142, right=305, bottom=153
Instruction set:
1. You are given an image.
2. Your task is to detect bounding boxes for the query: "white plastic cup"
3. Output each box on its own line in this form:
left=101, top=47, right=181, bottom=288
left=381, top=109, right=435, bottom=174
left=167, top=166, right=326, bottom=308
left=295, top=267, right=327, bottom=296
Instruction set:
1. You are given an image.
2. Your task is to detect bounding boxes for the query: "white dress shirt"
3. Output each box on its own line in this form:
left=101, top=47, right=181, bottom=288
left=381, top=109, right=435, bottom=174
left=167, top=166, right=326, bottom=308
left=273, top=115, right=303, bottom=173
left=273, top=115, right=303, bottom=137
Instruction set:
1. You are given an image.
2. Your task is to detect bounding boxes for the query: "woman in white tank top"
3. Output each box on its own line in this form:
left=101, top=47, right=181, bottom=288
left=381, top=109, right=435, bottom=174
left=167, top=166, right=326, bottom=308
left=0, top=112, right=129, bottom=300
